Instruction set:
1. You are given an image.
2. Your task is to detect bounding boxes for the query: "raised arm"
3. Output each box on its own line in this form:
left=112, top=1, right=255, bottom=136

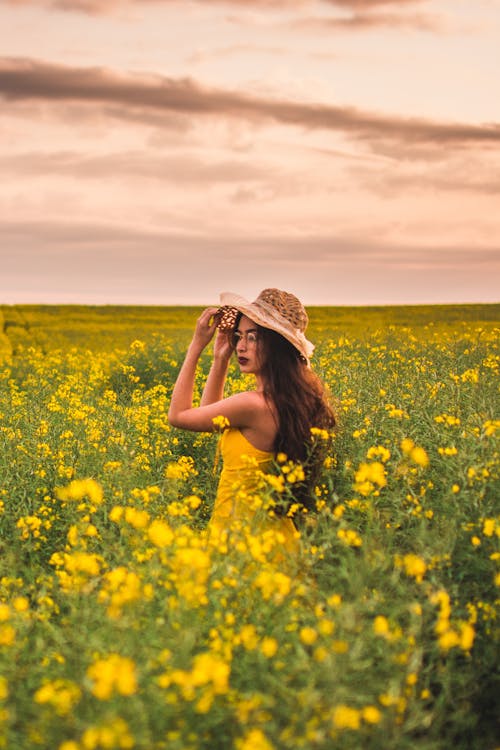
left=200, top=329, right=233, bottom=406
left=168, top=307, right=218, bottom=426
left=168, top=309, right=257, bottom=432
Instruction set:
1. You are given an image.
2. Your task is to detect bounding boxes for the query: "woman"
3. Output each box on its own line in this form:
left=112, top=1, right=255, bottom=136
left=168, top=288, right=336, bottom=549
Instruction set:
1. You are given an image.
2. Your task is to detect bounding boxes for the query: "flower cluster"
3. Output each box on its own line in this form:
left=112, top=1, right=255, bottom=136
left=0, top=307, right=497, bottom=750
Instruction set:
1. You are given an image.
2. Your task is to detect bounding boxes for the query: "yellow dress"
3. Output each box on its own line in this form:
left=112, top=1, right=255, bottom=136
left=208, top=428, right=299, bottom=554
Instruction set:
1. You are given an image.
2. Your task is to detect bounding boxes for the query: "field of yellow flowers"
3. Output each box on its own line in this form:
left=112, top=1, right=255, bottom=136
left=0, top=303, right=498, bottom=750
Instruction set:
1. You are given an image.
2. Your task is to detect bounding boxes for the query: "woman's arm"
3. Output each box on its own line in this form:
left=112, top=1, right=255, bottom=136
left=168, top=307, right=217, bottom=425
left=200, top=358, right=229, bottom=406
left=169, top=390, right=261, bottom=432
left=200, top=330, right=233, bottom=405
left=168, top=308, right=258, bottom=432
left=168, top=308, right=264, bottom=432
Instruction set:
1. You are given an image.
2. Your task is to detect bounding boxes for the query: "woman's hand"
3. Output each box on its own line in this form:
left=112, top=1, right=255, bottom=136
left=191, top=307, right=219, bottom=351
left=213, top=329, right=234, bottom=363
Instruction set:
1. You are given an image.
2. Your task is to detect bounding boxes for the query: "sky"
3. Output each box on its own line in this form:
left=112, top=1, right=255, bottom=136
left=0, top=0, right=499, bottom=307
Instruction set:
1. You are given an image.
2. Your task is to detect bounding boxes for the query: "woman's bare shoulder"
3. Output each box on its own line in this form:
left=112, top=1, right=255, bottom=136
left=236, top=391, right=277, bottom=451
left=233, top=390, right=273, bottom=415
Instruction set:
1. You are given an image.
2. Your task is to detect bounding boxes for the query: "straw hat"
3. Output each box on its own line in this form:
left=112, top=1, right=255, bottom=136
left=217, top=288, right=314, bottom=364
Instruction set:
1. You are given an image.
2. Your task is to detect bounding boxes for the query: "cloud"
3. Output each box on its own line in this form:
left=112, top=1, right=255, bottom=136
left=1, top=219, right=498, bottom=305
left=4, top=146, right=499, bottom=201
left=0, top=149, right=271, bottom=184
left=4, top=0, right=427, bottom=10
left=325, top=0, right=426, bottom=8
left=2, top=217, right=498, bottom=267
left=3, top=0, right=446, bottom=32
left=294, top=10, right=443, bottom=32
left=187, top=44, right=289, bottom=65
left=344, top=150, right=500, bottom=197
left=1, top=58, right=499, bottom=153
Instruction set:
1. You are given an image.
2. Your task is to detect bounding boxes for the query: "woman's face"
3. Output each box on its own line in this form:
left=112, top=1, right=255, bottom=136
left=233, top=315, right=264, bottom=375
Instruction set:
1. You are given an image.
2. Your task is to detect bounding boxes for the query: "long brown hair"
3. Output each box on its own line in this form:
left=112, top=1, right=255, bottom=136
left=258, top=326, right=336, bottom=509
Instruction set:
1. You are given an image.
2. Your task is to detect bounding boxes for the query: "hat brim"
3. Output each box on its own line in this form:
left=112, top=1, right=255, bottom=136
left=218, top=291, right=314, bottom=364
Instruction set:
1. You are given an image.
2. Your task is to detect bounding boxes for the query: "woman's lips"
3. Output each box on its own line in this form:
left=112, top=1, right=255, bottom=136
left=238, top=357, right=249, bottom=365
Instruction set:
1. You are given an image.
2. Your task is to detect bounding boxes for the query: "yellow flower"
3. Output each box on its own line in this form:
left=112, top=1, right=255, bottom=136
left=63, top=552, right=102, bottom=577
left=212, top=415, right=230, bottom=431
left=191, top=652, right=230, bottom=694
left=483, top=518, right=495, bottom=537
left=124, top=506, right=150, bottom=529
left=332, top=640, right=349, bottom=653
left=56, top=478, right=103, bottom=506
left=148, top=520, right=174, bottom=548
left=438, top=630, right=460, bottom=651
left=237, top=728, right=274, bottom=750
left=254, top=570, right=291, bottom=602
left=310, top=427, right=330, bottom=440
left=260, top=637, right=278, bottom=658
left=410, top=446, right=429, bottom=468
left=165, top=455, right=198, bottom=480
left=187, top=495, right=202, bottom=509
left=313, top=646, right=329, bottom=662
left=0, top=604, right=10, bottom=622
left=337, top=528, right=362, bottom=547
left=401, top=553, right=427, bottom=583
left=438, top=446, right=458, bottom=456
left=169, top=546, right=210, bottom=606
left=240, top=624, right=259, bottom=651
left=483, top=419, right=500, bottom=436
left=109, top=506, right=124, bottom=522
left=332, top=704, right=361, bottom=730
left=459, top=622, right=475, bottom=651
left=362, top=705, right=381, bottom=724
left=327, top=594, right=342, bottom=608
left=318, top=619, right=335, bottom=636
left=0, top=676, right=8, bottom=701
left=81, top=718, right=133, bottom=750
left=401, top=438, right=415, bottom=454
left=354, top=462, right=387, bottom=495
left=299, top=627, right=318, bottom=646
left=373, top=616, right=390, bottom=637
left=366, top=446, right=391, bottom=463
left=87, top=654, right=137, bottom=700
left=67, top=525, right=78, bottom=547
left=34, top=679, right=82, bottom=716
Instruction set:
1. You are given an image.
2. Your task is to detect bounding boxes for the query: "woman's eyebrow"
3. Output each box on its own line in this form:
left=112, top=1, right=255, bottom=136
left=236, top=326, right=258, bottom=333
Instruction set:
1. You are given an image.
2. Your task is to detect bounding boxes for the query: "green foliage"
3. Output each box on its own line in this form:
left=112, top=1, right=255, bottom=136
left=0, top=305, right=498, bottom=750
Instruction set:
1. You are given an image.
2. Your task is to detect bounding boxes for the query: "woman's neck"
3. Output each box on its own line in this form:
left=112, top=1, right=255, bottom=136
left=255, top=373, right=267, bottom=393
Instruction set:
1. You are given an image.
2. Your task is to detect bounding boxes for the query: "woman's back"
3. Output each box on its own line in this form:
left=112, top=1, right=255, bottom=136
left=209, top=427, right=299, bottom=553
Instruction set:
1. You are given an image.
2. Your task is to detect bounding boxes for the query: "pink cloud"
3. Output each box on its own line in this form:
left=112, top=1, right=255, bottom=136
left=1, top=58, right=498, bottom=152
left=5, top=0, right=427, bottom=8
left=2, top=0, right=440, bottom=29
left=1, top=218, right=498, bottom=305
left=0, top=0, right=449, bottom=32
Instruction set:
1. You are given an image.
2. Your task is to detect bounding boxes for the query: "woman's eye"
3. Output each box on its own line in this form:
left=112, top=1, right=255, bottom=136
left=232, top=331, right=258, bottom=345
